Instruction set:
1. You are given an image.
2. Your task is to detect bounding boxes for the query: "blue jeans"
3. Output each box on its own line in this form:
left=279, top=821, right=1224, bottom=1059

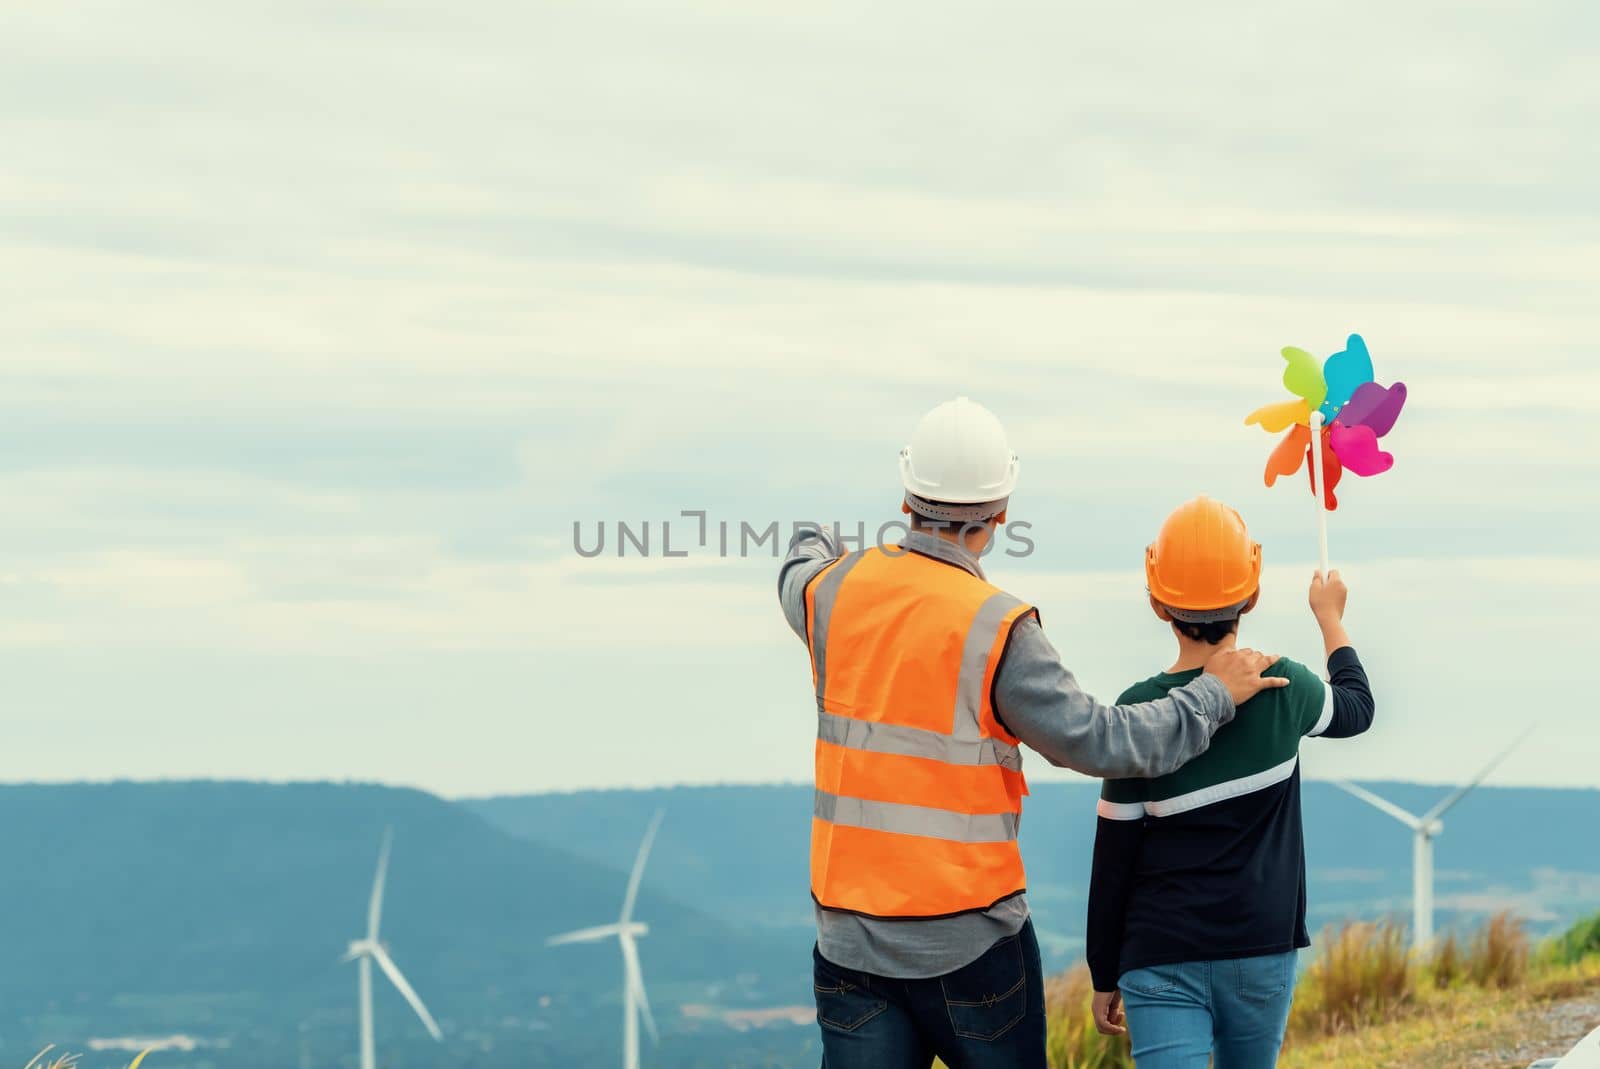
left=812, top=920, right=1047, bottom=1069
left=1119, top=952, right=1297, bottom=1069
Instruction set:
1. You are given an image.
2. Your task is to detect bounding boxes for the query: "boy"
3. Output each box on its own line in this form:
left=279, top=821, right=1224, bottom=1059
left=1085, top=496, right=1375, bottom=1069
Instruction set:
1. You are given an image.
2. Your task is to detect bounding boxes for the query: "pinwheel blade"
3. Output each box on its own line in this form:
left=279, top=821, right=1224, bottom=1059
left=1263, top=424, right=1310, bottom=487
left=1280, top=347, right=1328, bottom=410
left=1339, top=380, right=1408, bottom=438
left=1306, top=428, right=1342, bottom=510
left=1329, top=422, right=1394, bottom=477
left=1245, top=398, right=1311, bottom=433
left=1320, top=334, right=1375, bottom=419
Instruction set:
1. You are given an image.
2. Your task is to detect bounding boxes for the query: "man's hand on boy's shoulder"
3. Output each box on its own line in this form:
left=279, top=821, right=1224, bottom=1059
left=1203, top=647, right=1291, bottom=707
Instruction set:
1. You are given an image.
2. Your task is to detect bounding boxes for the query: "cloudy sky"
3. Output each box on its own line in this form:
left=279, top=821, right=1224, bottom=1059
left=3, top=1, right=1596, bottom=797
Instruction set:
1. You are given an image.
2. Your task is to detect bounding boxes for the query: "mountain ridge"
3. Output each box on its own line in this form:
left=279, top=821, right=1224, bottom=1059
left=0, top=780, right=803, bottom=1068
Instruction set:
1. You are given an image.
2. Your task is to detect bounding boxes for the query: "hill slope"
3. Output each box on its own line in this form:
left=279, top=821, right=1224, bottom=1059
left=470, top=780, right=1600, bottom=965
left=0, top=782, right=803, bottom=1068
left=4, top=778, right=1591, bottom=1069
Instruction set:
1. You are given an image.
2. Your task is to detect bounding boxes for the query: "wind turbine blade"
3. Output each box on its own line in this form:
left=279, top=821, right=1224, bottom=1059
left=1422, top=727, right=1535, bottom=825
left=368, top=828, right=393, bottom=941
left=1329, top=780, right=1423, bottom=830
left=620, top=809, right=664, bottom=924
left=370, top=945, right=443, bottom=1041
left=621, top=934, right=658, bottom=1045
left=546, top=923, right=624, bottom=947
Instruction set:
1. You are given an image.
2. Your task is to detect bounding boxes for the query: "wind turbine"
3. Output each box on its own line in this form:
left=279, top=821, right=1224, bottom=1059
left=1332, top=728, right=1532, bottom=952
left=343, top=829, right=443, bottom=1069
left=548, top=810, right=664, bottom=1069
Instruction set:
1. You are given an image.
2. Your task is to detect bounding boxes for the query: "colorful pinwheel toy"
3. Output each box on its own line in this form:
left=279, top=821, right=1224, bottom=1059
left=1245, top=333, right=1407, bottom=568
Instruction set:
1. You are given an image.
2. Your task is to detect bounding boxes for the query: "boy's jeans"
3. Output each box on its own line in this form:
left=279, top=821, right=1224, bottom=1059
left=812, top=920, right=1047, bottom=1069
left=1118, top=951, right=1298, bottom=1069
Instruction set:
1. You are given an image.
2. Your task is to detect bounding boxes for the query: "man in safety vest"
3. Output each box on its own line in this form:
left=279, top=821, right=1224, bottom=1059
left=777, top=397, right=1290, bottom=1069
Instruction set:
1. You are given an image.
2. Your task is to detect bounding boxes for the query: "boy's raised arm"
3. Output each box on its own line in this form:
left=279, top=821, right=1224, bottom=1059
left=993, top=616, right=1285, bottom=779
left=1306, top=570, right=1377, bottom=739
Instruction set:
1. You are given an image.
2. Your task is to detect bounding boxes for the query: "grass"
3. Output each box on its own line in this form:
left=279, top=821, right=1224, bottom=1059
left=1288, top=919, right=1413, bottom=1036
left=1280, top=956, right=1600, bottom=1069
left=1017, top=910, right=1600, bottom=1069
left=1467, top=912, right=1533, bottom=990
left=23, top=1048, right=152, bottom=1069
left=1042, top=966, right=1131, bottom=1069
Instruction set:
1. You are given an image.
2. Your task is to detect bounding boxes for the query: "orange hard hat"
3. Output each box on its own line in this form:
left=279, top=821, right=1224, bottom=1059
left=1146, top=496, right=1262, bottom=621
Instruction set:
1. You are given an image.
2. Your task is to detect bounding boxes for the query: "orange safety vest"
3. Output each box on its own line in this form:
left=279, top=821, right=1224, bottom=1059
left=804, top=544, right=1036, bottom=919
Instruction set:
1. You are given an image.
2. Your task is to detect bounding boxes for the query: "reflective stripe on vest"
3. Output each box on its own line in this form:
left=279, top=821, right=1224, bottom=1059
left=804, top=545, right=1034, bottom=919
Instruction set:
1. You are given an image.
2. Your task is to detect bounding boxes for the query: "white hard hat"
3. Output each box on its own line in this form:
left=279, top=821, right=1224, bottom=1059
left=899, top=397, right=1020, bottom=505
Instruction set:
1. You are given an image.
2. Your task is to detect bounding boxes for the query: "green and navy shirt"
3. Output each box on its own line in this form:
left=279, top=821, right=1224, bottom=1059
left=1085, top=646, right=1375, bottom=991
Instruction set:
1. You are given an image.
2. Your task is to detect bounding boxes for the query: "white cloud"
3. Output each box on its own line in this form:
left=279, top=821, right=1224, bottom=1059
left=0, top=0, right=1595, bottom=792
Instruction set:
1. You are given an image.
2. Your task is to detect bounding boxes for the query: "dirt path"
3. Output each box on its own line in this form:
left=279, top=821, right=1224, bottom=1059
left=1474, top=991, right=1600, bottom=1068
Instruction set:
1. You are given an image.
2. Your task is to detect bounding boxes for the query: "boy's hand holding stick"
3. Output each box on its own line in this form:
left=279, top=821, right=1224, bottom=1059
left=1309, top=569, right=1351, bottom=659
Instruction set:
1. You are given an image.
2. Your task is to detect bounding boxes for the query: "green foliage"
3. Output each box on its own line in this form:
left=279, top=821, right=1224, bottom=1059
left=1542, top=910, right=1600, bottom=967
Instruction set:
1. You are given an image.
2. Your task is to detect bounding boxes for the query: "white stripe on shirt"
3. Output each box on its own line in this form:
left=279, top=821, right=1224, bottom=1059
left=1306, top=679, right=1334, bottom=737
left=1143, top=755, right=1300, bottom=818
left=1096, top=798, right=1148, bottom=821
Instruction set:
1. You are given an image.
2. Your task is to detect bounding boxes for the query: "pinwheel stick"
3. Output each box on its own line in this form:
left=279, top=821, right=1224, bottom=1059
left=1308, top=410, right=1330, bottom=575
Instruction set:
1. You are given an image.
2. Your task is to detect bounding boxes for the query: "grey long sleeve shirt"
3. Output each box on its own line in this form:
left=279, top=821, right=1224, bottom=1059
left=779, top=523, right=1236, bottom=978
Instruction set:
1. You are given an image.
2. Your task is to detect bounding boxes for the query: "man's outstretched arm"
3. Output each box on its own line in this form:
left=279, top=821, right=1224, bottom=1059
left=777, top=522, right=840, bottom=641
left=994, top=616, right=1285, bottom=779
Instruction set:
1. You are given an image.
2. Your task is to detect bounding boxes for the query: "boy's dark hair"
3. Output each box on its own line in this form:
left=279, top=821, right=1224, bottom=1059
left=1170, top=616, right=1241, bottom=644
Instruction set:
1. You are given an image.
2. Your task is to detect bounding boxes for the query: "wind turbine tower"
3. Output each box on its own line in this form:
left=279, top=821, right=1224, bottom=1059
left=344, top=829, right=444, bottom=1069
left=1332, top=729, right=1532, bottom=951
left=548, top=810, right=665, bottom=1069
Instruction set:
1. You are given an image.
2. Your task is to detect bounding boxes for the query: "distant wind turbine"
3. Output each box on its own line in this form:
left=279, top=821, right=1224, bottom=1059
left=1332, top=728, right=1533, bottom=952
left=343, top=830, right=444, bottom=1069
left=548, top=810, right=665, bottom=1069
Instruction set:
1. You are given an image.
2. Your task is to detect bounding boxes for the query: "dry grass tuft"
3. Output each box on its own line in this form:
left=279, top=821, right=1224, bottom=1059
left=1465, top=911, right=1530, bottom=989
left=1428, top=931, right=1461, bottom=988
left=1288, top=919, right=1414, bottom=1038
